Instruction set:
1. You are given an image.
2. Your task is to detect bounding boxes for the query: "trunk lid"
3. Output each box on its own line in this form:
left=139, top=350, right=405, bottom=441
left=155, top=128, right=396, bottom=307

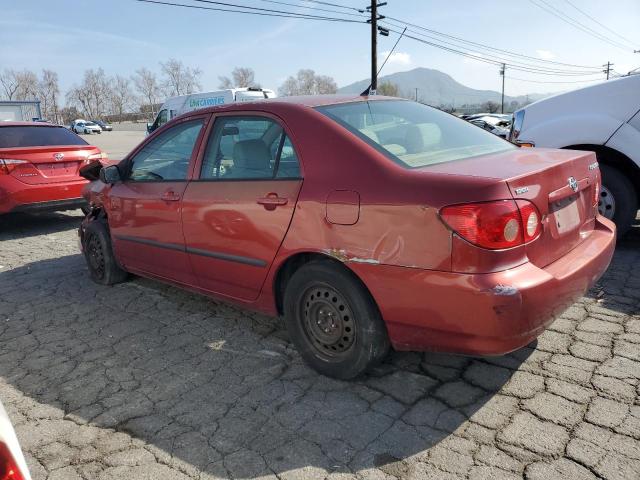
left=0, top=145, right=101, bottom=185
left=424, top=147, right=600, bottom=267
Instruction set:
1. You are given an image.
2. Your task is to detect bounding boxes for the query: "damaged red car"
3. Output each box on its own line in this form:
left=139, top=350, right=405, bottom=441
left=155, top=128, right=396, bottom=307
left=79, top=96, right=615, bottom=379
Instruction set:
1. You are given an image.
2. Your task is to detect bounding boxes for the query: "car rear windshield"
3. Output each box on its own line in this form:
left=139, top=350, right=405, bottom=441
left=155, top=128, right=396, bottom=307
left=316, top=100, right=514, bottom=168
left=0, top=126, right=88, bottom=148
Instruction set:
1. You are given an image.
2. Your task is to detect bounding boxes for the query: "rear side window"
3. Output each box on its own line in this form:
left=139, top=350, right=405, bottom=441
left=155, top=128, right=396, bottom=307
left=0, top=126, right=88, bottom=148
left=317, top=100, right=514, bottom=168
left=200, top=116, right=301, bottom=180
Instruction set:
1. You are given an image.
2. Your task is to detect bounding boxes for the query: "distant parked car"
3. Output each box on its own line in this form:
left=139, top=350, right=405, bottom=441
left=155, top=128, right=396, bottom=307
left=92, top=120, right=112, bottom=132
left=0, top=399, right=32, bottom=480
left=0, top=122, right=109, bottom=214
left=79, top=95, right=614, bottom=379
left=510, top=75, right=640, bottom=235
left=71, top=120, right=102, bottom=135
left=469, top=118, right=509, bottom=138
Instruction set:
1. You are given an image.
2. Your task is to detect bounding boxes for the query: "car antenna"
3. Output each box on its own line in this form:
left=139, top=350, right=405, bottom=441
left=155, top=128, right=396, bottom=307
left=360, top=26, right=407, bottom=96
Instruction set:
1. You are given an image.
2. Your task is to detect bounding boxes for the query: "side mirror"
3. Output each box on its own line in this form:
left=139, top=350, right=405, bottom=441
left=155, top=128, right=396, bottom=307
left=99, top=165, right=122, bottom=184
left=146, top=122, right=153, bottom=133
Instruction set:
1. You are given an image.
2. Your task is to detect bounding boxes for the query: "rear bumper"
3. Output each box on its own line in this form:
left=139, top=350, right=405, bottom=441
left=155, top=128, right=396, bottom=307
left=0, top=175, right=88, bottom=214
left=350, top=216, right=616, bottom=355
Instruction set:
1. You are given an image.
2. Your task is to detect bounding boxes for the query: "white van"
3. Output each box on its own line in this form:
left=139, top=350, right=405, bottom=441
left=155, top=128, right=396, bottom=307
left=147, top=87, right=276, bottom=134
left=510, top=75, right=640, bottom=235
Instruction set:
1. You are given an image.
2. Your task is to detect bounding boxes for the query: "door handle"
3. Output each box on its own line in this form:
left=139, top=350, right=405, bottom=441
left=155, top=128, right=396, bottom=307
left=161, top=190, right=181, bottom=202
left=257, top=193, right=288, bottom=210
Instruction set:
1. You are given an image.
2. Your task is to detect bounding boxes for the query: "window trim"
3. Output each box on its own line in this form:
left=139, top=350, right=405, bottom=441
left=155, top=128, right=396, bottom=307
left=193, top=113, right=303, bottom=182
left=123, top=117, right=207, bottom=183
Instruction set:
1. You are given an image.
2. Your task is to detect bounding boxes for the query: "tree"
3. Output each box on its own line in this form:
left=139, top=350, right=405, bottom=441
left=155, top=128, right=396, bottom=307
left=38, top=69, right=60, bottom=122
left=133, top=68, right=161, bottom=119
left=160, top=58, right=202, bottom=96
left=0, top=70, right=19, bottom=100
left=66, top=68, right=111, bottom=118
left=109, top=75, right=135, bottom=119
left=481, top=100, right=500, bottom=113
left=218, top=67, right=259, bottom=89
left=377, top=81, right=399, bottom=97
left=278, top=69, right=337, bottom=96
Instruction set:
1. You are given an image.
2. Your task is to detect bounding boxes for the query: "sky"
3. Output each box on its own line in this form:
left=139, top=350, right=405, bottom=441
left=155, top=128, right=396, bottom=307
left=1, top=0, right=639, bottom=100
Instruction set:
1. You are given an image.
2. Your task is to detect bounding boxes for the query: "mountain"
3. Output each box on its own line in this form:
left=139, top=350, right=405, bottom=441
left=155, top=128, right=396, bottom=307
left=338, top=67, right=550, bottom=107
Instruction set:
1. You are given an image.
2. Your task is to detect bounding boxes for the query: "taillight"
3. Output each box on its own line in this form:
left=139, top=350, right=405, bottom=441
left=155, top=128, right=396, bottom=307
left=0, top=442, right=26, bottom=480
left=0, top=159, right=28, bottom=175
left=440, top=199, right=541, bottom=250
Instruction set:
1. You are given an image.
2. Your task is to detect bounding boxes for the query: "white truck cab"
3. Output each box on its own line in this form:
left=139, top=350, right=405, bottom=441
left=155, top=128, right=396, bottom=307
left=147, top=87, right=276, bottom=135
left=510, top=75, right=640, bottom=235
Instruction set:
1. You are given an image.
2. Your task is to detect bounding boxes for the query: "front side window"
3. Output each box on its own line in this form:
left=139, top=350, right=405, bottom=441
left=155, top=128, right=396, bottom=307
left=128, top=119, right=203, bottom=181
left=201, top=116, right=301, bottom=180
left=317, top=100, right=514, bottom=168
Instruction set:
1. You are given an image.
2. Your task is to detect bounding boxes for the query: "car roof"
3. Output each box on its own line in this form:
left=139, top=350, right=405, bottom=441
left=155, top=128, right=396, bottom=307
left=0, top=121, right=59, bottom=127
left=185, top=94, right=402, bottom=116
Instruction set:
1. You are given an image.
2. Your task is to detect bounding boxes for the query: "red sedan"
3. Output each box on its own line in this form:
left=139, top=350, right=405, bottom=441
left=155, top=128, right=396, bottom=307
left=0, top=122, right=107, bottom=214
left=79, top=96, right=615, bottom=379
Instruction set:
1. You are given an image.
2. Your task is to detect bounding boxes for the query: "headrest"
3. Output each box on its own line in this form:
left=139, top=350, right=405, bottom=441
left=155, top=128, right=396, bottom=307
left=233, top=139, right=271, bottom=171
left=404, top=123, right=442, bottom=154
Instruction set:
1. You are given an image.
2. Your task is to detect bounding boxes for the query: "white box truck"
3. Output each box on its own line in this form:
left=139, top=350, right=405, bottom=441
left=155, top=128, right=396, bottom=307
left=510, top=75, right=640, bottom=235
left=147, top=87, right=276, bottom=134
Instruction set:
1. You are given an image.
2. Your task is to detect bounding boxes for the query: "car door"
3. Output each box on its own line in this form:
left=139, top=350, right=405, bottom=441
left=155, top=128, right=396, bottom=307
left=181, top=113, right=303, bottom=301
left=108, top=116, right=207, bottom=284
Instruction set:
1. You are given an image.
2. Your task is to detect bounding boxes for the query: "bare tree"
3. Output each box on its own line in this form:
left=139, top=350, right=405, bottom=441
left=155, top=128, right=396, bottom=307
left=0, top=70, right=19, bottom=100
left=160, top=58, right=202, bottom=96
left=278, top=69, right=337, bottom=96
left=481, top=100, right=500, bottom=114
left=12, top=70, right=38, bottom=100
left=66, top=68, right=111, bottom=119
left=218, top=67, right=260, bottom=89
left=377, top=81, right=399, bottom=97
left=109, top=75, right=135, bottom=120
left=39, top=69, right=60, bottom=122
left=133, top=68, right=161, bottom=119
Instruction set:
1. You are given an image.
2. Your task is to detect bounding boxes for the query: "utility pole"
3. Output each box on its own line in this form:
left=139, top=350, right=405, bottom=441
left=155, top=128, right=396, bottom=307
left=499, top=63, right=506, bottom=114
left=415, top=88, right=418, bottom=101
left=365, top=1, right=386, bottom=94
left=603, top=61, right=613, bottom=80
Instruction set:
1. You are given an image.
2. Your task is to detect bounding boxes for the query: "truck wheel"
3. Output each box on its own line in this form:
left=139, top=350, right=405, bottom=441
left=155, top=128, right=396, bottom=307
left=283, top=261, right=390, bottom=379
left=599, top=164, right=637, bottom=236
left=83, top=220, right=128, bottom=285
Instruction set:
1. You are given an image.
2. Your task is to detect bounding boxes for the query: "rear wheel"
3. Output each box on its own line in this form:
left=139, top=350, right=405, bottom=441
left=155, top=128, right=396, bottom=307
left=83, top=220, right=128, bottom=285
left=599, top=164, right=638, bottom=236
left=283, top=261, right=390, bottom=379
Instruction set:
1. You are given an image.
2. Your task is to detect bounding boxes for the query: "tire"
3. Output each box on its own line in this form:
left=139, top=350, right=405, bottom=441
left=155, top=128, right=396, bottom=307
left=283, top=261, right=390, bottom=379
left=82, top=220, right=128, bottom=285
left=599, top=164, right=638, bottom=236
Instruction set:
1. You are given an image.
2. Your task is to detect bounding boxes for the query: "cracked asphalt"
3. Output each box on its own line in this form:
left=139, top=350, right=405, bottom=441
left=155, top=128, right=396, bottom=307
left=0, top=210, right=639, bottom=480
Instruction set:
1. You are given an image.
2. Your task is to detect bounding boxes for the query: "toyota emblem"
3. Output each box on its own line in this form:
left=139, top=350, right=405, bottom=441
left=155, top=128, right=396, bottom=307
left=568, top=176, right=578, bottom=192
left=53, top=153, right=64, bottom=161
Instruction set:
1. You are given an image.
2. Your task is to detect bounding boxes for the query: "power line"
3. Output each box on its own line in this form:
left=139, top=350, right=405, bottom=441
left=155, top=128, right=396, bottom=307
left=189, top=0, right=363, bottom=20
left=381, top=20, right=600, bottom=75
left=380, top=17, right=601, bottom=70
left=254, top=0, right=367, bottom=18
left=563, top=0, right=638, bottom=49
left=134, top=0, right=363, bottom=21
left=304, top=0, right=362, bottom=11
left=505, top=76, right=603, bottom=84
left=528, top=0, right=632, bottom=52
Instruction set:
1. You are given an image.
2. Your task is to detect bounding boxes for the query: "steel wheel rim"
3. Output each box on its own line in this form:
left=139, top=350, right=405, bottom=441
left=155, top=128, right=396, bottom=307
left=87, top=234, right=105, bottom=279
left=301, top=284, right=355, bottom=357
left=598, top=185, right=616, bottom=219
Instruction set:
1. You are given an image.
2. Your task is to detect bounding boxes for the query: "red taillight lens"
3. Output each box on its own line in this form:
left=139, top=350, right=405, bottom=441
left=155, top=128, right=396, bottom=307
left=516, top=200, right=542, bottom=242
left=440, top=199, right=541, bottom=250
left=0, top=159, right=28, bottom=175
left=0, top=442, right=26, bottom=480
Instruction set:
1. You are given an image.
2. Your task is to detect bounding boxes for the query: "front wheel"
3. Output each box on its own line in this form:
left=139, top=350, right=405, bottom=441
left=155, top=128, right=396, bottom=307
left=599, top=164, right=638, bottom=236
left=283, top=261, right=390, bottom=379
left=82, top=220, right=128, bottom=285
